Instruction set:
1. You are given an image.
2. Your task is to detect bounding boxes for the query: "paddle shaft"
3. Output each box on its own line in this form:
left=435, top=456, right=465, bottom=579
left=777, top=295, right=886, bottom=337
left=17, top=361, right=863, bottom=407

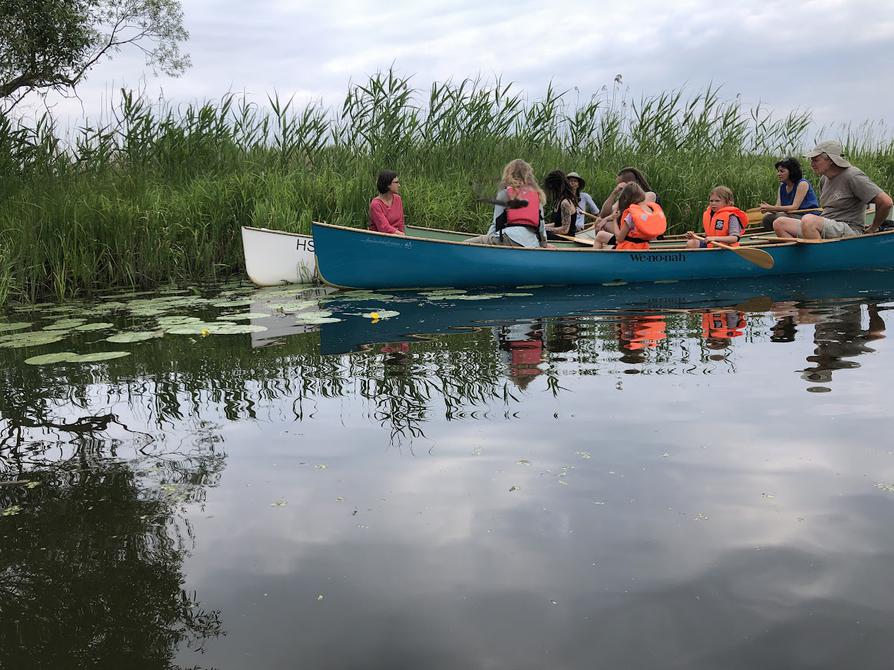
left=691, top=233, right=775, bottom=270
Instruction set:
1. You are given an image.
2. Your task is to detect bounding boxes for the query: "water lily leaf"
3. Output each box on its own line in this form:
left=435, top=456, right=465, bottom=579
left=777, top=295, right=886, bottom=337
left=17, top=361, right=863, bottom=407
left=74, top=322, right=114, bottom=331
left=106, top=331, right=165, bottom=343
left=44, top=319, right=86, bottom=330
left=211, top=299, right=254, bottom=307
left=294, top=310, right=334, bottom=322
left=0, top=332, right=66, bottom=348
left=216, top=313, right=271, bottom=321
left=157, top=315, right=202, bottom=327
left=165, top=322, right=268, bottom=335
left=69, top=351, right=131, bottom=363
left=453, top=294, right=505, bottom=301
left=24, top=352, right=77, bottom=365
left=296, top=317, right=342, bottom=325
left=602, top=281, right=628, bottom=287
left=0, top=322, right=32, bottom=332
left=360, top=310, right=400, bottom=319
left=266, top=300, right=320, bottom=313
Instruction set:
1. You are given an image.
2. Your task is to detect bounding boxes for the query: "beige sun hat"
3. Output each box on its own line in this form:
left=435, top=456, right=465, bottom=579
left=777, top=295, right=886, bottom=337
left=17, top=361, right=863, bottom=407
left=566, top=171, right=586, bottom=189
left=804, top=140, right=851, bottom=168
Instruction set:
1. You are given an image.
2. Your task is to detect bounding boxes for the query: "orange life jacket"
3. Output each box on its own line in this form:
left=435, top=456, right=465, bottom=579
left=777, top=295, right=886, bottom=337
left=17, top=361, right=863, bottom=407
left=618, top=202, right=667, bottom=249
left=701, top=206, right=748, bottom=247
left=619, top=316, right=667, bottom=350
left=701, top=311, right=746, bottom=340
left=503, top=187, right=541, bottom=230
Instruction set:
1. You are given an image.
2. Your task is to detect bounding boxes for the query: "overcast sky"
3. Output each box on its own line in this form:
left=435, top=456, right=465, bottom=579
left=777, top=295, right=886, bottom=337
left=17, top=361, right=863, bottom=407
left=31, top=0, right=894, bottom=145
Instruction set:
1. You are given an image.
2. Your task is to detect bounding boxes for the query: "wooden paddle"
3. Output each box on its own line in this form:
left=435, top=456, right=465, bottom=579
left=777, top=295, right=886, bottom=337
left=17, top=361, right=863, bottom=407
left=691, top=234, right=775, bottom=269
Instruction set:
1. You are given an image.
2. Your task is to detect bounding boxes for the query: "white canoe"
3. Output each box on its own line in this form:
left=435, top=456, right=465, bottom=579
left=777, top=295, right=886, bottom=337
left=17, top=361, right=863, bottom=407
left=241, top=226, right=317, bottom=286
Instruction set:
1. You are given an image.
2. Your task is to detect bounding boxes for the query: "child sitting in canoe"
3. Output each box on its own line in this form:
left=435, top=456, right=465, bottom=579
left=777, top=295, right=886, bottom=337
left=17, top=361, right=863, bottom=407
left=593, top=183, right=667, bottom=250
left=686, top=186, right=748, bottom=248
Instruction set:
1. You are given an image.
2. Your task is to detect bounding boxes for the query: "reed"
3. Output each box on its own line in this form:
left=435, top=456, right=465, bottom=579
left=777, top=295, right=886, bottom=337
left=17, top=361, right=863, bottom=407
left=1, top=66, right=892, bottom=303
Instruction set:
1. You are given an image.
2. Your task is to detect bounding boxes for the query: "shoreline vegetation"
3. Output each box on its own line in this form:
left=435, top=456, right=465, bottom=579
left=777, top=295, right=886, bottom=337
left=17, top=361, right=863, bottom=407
left=1, top=68, right=892, bottom=305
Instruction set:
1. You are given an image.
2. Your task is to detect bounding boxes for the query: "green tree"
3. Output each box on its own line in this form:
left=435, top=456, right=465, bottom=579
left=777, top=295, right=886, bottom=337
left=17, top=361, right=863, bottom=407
left=0, top=0, right=189, bottom=102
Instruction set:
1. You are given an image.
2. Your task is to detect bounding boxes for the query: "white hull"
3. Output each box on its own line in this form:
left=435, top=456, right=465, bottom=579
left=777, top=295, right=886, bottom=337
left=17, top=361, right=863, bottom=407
left=241, top=226, right=317, bottom=286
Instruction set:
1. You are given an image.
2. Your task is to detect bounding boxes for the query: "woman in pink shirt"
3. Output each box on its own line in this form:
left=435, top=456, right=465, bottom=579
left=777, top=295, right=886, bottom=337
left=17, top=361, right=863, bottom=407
left=368, top=170, right=405, bottom=235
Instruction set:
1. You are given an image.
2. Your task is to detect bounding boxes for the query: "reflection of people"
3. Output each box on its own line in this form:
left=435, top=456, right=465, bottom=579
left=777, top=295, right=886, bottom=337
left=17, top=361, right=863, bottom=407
left=497, top=319, right=545, bottom=390
left=465, top=159, right=549, bottom=248
left=801, top=302, right=886, bottom=385
left=687, top=186, right=747, bottom=248
left=702, top=310, right=746, bottom=348
left=566, top=172, right=599, bottom=232
left=546, top=316, right=583, bottom=354
left=759, top=157, right=821, bottom=230
left=616, top=314, right=667, bottom=364
left=774, top=140, right=893, bottom=239
left=369, top=170, right=406, bottom=235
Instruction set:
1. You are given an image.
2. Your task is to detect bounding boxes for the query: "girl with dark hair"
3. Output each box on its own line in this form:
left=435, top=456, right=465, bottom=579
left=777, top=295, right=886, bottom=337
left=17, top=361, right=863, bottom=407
left=759, top=157, right=821, bottom=230
left=599, top=167, right=659, bottom=217
left=593, top=183, right=667, bottom=249
left=369, top=170, right=406, bottom=235
left=543, top=170, right=578, bottom=238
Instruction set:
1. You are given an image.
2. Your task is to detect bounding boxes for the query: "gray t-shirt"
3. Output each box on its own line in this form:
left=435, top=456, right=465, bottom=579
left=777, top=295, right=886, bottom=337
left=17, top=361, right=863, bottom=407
left=820, top=167, right=881, bottom=230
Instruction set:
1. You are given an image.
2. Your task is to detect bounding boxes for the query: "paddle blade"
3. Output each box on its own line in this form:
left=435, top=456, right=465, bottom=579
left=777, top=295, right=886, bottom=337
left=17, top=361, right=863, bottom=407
left=735, top=247, right=775, bottom=269
left=476, top=197, right=529, bottom=209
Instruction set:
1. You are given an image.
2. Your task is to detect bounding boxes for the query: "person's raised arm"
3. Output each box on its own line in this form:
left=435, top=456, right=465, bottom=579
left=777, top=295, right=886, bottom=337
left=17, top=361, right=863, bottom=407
left=599, top=182, right=626, bottom=217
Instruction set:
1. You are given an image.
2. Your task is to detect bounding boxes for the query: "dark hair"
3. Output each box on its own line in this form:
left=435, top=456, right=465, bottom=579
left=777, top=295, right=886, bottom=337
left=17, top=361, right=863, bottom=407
left=376, top=170, right=399, bottom=194
left=617, top=182, right=646, bottom=215
left=543, top=170, right=578, bottom=204
left=617, top=166, right=652, bottom=192
left=773, top=157, right=803, bottom=183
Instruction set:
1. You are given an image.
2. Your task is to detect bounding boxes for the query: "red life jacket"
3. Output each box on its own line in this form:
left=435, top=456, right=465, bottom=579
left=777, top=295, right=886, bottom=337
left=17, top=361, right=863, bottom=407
left=504, top=187, right=541, bottom=230
left=702, top=206, right=748, bottom=247
left=701, top=311, right=746, bottom=339
left=620, top=202, right=667, bottom=248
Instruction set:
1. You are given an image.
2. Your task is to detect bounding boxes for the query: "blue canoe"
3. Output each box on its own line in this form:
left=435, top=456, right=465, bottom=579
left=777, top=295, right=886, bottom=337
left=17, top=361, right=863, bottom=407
left=311, top=222, right=894, bottom=290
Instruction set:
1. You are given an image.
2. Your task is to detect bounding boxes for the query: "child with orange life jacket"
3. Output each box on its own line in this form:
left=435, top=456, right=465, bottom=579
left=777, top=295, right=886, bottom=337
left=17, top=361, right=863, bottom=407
left=686, top=186, right=748, bottom=248
left=593, top=183, right=667, bottom=250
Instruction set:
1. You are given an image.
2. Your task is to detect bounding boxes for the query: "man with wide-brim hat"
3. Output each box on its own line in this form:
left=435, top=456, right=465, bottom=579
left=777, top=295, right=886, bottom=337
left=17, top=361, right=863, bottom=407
left=773, top=140, right=892, bottom=239
left=566, top=171, right=600, bottom=232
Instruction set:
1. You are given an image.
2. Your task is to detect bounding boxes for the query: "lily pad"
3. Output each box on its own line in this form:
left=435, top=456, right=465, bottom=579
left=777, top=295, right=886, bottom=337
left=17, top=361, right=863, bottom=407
left=25, top=351, right=131, bottom=365
left=165, top=322, right=268, bottom=335
left=216, top=313, right=271, bottom=321
left=157, top=315, right=202, bottom=327
left=106, top=331, right=165, bottom=343
left=0, top=322, right=32, bottom=333
left=211, top=299, right=254, bottom=308
left=24, top=352, right=78, bottom=365
left=265, top=300, right=319, bottom=313
left=360, top=310, right=400, bottom=320
left=296, top=316, right=342, bottom=325
left=44, top=319, right=86, bottom=330
left=601, top=281, right=628, bottom=287
left=294, top=310, right=334, bottom=322
left=74, top=322, right=114, bottom=332
left=0, top=332, right=66, bottom=348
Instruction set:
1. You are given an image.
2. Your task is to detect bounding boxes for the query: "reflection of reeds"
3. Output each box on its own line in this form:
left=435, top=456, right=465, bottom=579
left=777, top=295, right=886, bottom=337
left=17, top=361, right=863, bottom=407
left=1, top=66, right=892, bottom=303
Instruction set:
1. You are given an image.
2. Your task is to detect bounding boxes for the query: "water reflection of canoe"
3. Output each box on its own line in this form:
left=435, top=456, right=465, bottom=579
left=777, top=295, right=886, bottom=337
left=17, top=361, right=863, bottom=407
left=312, top=221, right=894, bottom=290
left=240, top=225, right=581, bottom=286
left=317, top=270, right=894, bottom=355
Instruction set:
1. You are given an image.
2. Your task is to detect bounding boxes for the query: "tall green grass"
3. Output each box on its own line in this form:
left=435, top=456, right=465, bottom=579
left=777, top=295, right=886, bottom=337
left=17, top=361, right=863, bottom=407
left=1, top=67, right=892, bottom=304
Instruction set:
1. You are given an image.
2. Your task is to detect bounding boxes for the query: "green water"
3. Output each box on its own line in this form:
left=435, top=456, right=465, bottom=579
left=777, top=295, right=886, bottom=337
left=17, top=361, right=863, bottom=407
left=2, top=273, right=894, bottom=669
